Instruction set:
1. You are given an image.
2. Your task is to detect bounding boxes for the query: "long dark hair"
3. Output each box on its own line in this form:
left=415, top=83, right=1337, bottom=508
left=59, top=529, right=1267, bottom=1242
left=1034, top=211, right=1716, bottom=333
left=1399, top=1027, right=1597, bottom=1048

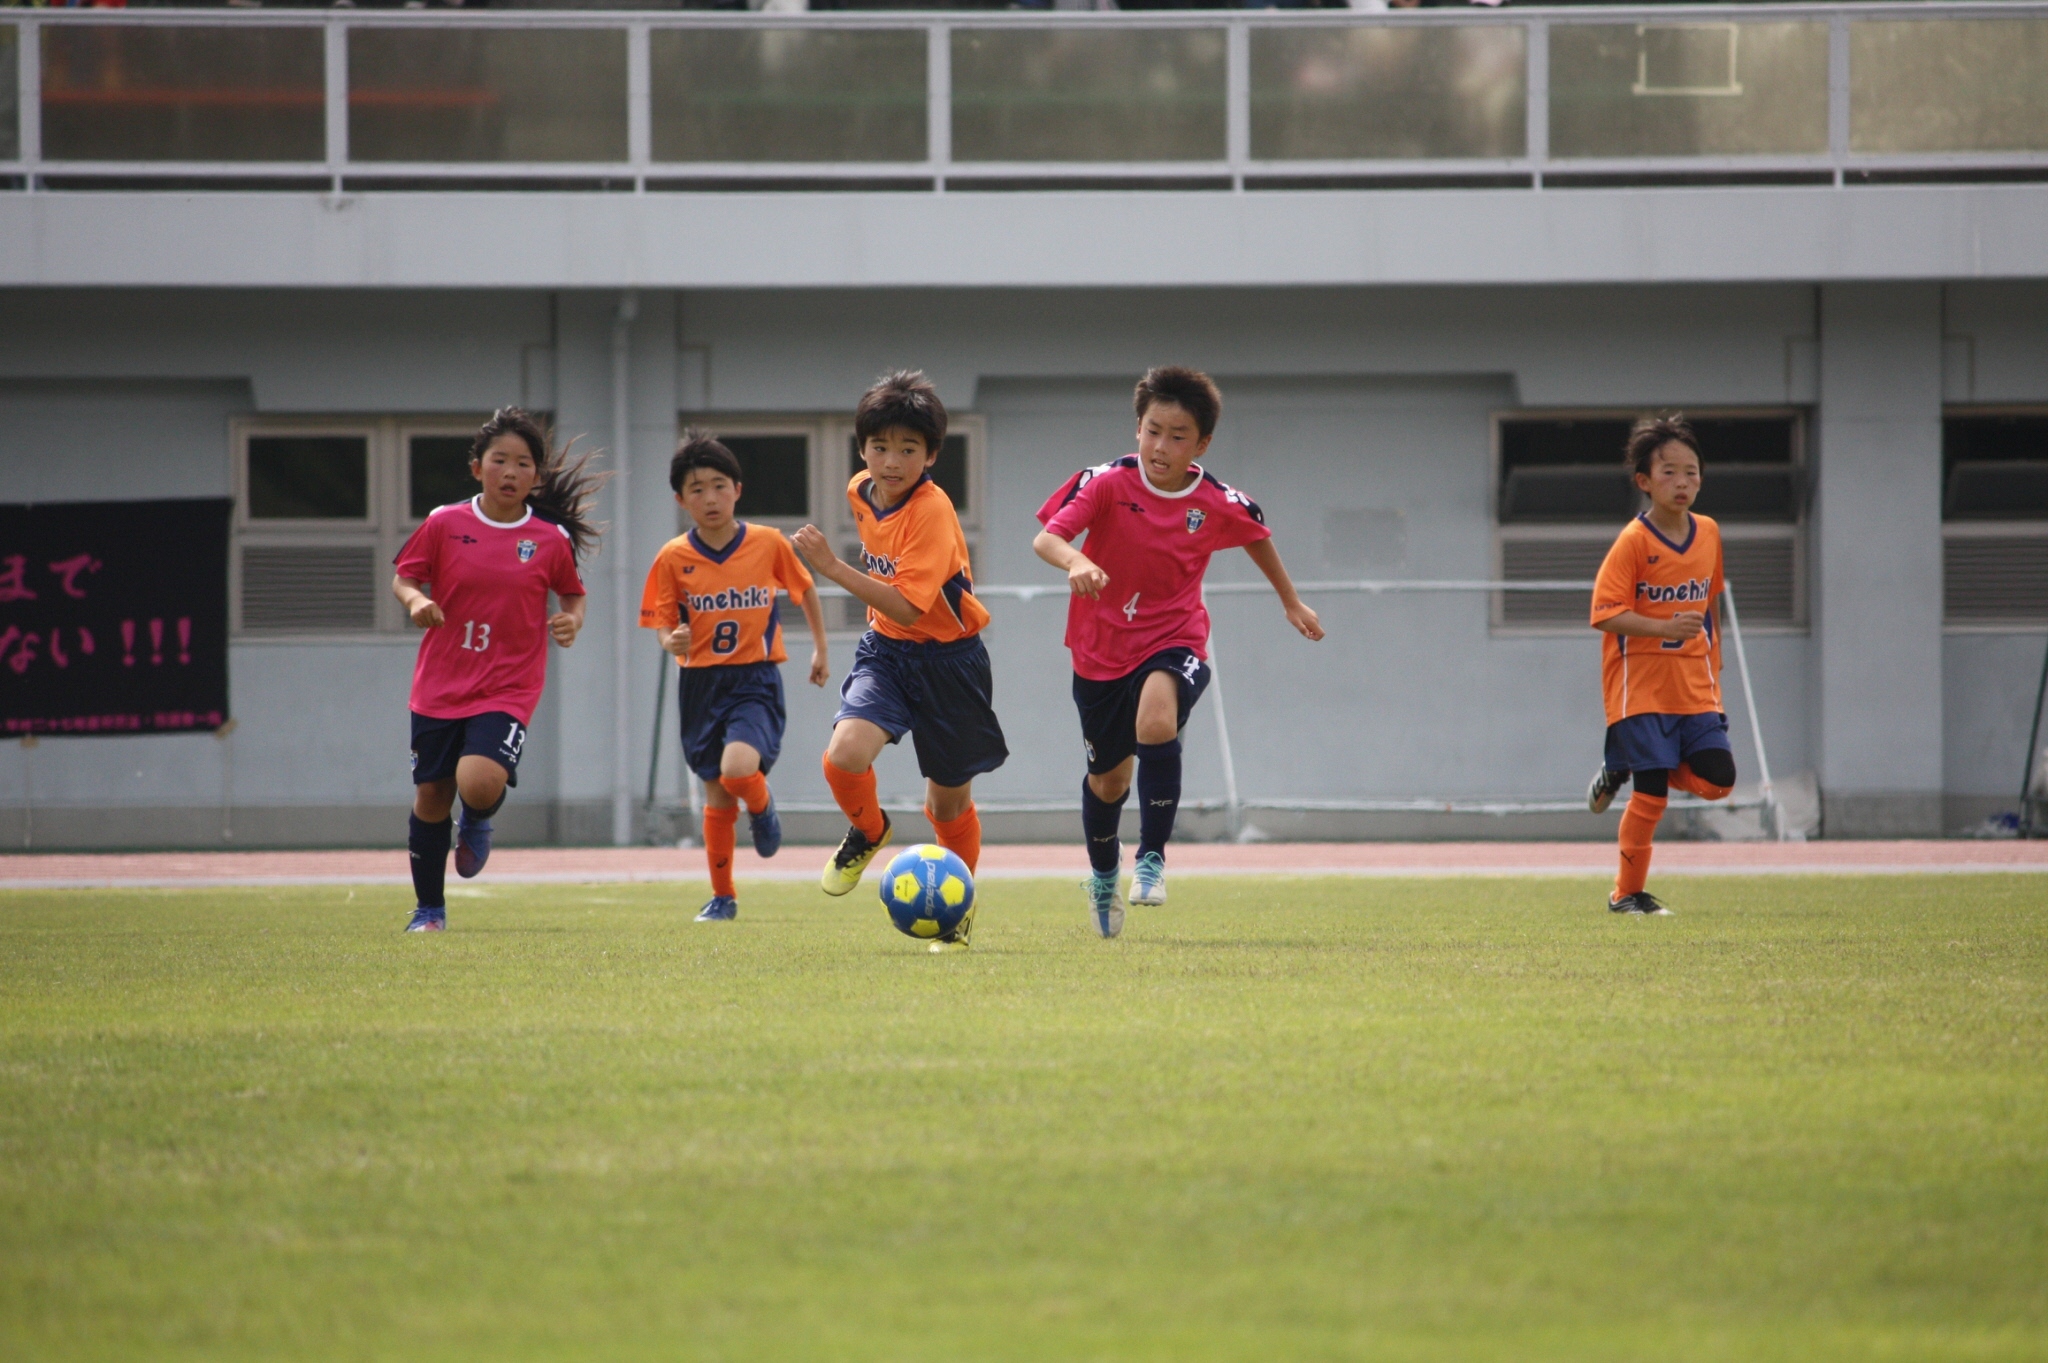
left=469, top=407, right=607, bottom=560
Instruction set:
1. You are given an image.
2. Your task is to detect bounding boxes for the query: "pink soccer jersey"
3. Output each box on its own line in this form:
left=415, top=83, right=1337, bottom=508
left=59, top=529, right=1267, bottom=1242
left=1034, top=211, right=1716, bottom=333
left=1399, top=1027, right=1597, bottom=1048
left=1036, top=456, right=1270, bottom=681
left=393, top=497, right=586, bottom=724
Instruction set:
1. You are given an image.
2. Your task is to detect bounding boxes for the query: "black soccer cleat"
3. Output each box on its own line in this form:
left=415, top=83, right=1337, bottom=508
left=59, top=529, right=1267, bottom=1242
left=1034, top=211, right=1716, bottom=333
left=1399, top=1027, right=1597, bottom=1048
left=1587, top=766, right=1630, bottom=814
left=1608, top=891, right=1672, bottom=916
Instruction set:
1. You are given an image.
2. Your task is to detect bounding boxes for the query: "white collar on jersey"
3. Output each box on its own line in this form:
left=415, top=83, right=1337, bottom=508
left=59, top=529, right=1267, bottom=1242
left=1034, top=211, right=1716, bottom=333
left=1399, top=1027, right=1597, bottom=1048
left=1137, top=461, right=1205, bottom=500
left=465, top=495, right=533, bottom=530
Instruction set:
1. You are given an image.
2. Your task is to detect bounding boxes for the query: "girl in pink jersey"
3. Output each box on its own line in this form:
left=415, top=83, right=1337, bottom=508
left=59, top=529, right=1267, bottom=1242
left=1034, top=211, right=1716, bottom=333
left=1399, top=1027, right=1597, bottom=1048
left=390, top=408, right=600, bottom=932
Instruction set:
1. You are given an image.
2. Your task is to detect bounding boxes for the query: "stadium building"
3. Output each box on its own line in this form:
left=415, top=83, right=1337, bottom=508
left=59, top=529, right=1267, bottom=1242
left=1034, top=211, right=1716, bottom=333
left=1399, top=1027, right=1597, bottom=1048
left=2, top=3, right=2045, bottom=847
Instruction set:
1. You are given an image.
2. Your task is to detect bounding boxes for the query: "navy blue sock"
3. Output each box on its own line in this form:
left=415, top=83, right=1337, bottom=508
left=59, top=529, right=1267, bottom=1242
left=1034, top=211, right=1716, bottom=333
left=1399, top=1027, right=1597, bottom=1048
left=1135, top=739, right=1182, bottom=862
left=408, top=814, right=452, bottom=909
left=1081, top=776, right=1126, bottom=876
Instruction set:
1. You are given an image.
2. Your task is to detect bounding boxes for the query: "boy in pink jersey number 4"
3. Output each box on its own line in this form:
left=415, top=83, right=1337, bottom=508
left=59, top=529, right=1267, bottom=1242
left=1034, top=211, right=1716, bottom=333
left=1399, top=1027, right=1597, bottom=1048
left=1034, top=367, right=1323, bottom=938
left=391, top=408, right=600, bottom=933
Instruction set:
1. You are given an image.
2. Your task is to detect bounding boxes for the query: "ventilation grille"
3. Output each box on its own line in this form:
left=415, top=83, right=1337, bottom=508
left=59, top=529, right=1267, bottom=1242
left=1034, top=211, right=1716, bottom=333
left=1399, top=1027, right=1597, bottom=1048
left=241, top=545, right=378, bottom=632
left=1499, top=536, right=1607, bottom=625
left=1722, top=536, right=1798, bottom=625
left=1500, top=531, right=1801, bottom=626
left=1946, top=535, right=2048, bottom=623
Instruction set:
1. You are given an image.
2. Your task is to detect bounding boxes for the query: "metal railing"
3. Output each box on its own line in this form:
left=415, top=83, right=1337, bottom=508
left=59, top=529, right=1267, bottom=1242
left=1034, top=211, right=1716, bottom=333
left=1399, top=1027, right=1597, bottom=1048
left=2, top=4, right=2046, bottom=193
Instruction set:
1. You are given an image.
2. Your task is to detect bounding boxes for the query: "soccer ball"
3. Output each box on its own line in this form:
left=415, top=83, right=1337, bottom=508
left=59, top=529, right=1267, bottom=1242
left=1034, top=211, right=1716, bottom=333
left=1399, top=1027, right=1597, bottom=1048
left=879, top=844, right=974, bottom=940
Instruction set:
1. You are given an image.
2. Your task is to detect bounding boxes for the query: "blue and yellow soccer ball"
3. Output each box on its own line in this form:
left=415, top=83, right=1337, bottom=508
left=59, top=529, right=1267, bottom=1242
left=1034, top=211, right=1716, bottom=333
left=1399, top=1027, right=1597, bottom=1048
left=879, top=844, right=975, bottom=941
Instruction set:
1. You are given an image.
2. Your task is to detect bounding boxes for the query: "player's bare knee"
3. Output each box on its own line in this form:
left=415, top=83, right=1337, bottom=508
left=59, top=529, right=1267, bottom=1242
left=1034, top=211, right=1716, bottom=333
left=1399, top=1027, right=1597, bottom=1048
left=926, top=781, right=972, bottom=823
left=413, top=780, right=457, bottom=822
left=720, top=743, right=762, bottom=779
left=1134, top=716, right=1179, bottom=747
left=702, top=779, right=738, bottom=810
left=1088, top=769, right=1132, bottom=803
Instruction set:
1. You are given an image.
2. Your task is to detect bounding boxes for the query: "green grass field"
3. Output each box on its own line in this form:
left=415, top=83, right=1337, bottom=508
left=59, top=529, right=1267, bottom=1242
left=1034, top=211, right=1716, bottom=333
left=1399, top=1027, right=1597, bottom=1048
left=1, top=873, right=2043, bottom=1361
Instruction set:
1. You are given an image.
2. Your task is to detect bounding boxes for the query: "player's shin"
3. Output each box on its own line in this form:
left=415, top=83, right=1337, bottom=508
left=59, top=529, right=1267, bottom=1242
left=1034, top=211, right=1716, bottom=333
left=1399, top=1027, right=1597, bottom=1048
left=407, top=813, right=452, bottom=909
left=822, top=755, right=886, bottom=842
left=1135, top=739, right=1182, bottom=862
left=720, top=771, right=771, bottom=816
left=1081, top=776, right=1126, bottom=875
left=704, top=805, right=739, bottom=899
left=928, top=803, right=982, bottom=876
left=1614, top=791, right=1667, bottom=901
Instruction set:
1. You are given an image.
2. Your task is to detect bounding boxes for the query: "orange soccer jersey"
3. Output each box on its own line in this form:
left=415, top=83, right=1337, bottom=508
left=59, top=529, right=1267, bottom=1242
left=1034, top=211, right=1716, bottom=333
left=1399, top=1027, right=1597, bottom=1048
left=846, top=472, right=989, bottom=644
left=638, top=523, right=814, bottom=668
left=1590, top=512, right=1725, bottom=726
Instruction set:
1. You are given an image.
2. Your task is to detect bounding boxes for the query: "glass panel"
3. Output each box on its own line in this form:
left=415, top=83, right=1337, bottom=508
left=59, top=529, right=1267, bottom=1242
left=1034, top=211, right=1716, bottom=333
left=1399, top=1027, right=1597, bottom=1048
left=1944, top=415, right=2048, bottom=520
left=1550, top=22, right=1827, bottom=159
left=349, top=28, right=626, bottom=164
left=248, top=436, right=369, bottom=521
left=1853, top=19, right=2048, bottom=154
left=1499, top=415, right=1796, bottom=523
left=721, top=435, right=810, bottom=518
left=849, top=434, right=968, bottom=512
left=1, top=26, right=19, bottom=162
left=40, top=25, right=323, bottom=163
left=652, top=29, right=924, bottom=164
left=409, top=435, right=477, bottom=520
left=1250, top=25, right=1524, bottom=161
left=952, top=28, right=1224, bottom=163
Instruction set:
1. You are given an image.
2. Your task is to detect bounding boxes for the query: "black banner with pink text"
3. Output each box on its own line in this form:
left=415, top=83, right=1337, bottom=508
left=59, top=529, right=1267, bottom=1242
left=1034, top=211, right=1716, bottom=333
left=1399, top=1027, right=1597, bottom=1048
left=0, top=498, right=230, bottom=736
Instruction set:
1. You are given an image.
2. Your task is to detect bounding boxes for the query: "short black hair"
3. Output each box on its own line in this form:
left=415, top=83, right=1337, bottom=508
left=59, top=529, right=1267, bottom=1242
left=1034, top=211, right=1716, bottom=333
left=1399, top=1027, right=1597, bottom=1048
left=1134, top=365, right=1223, bottom=439
left=1625, top=414, right=1701, bottom=477
left=854, top=370, right=947, bottom=453
left=670, top=429, right=743, bottom=493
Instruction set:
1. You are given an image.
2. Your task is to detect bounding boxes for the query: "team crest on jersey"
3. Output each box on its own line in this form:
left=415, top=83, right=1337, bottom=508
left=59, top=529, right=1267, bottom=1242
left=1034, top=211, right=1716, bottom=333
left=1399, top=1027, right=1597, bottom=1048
left=1185, top=509, right=1206, bottom=533
left=516, top=539, right=537, bottom=562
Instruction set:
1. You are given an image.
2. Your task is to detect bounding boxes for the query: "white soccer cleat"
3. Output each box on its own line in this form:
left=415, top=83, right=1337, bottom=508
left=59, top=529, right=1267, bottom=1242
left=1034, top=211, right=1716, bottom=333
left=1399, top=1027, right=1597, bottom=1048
left=1129, top=851, right=1166, bottom=907
left=1084, top=871, right=1125, bottom=939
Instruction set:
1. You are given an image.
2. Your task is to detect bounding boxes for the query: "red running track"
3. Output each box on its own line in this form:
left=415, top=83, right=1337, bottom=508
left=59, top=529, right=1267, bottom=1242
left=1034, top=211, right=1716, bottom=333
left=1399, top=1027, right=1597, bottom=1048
left=3, top=840, right=2046, bottom=888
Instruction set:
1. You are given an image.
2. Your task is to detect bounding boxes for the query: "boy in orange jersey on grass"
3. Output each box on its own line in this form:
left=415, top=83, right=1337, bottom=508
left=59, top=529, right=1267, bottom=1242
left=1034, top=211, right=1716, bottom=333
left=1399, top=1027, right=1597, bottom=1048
left=1586, top=414, right=1738, bottom=916
left=641, top=433, right=829, bottom=922
left=792, top=371, right=1008, bottom=952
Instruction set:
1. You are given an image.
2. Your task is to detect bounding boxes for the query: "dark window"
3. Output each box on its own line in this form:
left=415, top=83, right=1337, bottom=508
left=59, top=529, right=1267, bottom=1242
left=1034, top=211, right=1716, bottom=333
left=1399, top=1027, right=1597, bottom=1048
left=1943, top=414, right=2048, bottom=521
left=247, top=436, right=368, bottom=520
left=849, top=433, right=970, bottom=511
left=409, top=435, right=476, bottom=519
left=1498, top=415, right=1797, bottom=524
left=722, top=435, right=810, bottom=518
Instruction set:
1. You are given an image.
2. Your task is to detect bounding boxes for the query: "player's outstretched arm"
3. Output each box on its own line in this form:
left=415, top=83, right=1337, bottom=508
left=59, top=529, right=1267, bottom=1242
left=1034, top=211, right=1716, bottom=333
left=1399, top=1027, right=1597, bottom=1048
left=790, top=525, right=920, bottom=627
left=1242, top=540, right=1324, bottom=641
left=1032, top=530, right=1109, bottom=599
left=549, top=593, right=588, bottom=647
left=798, top=585, right=830, bottom=686
left=392, top=575, right=444, bottom=629
left=1595, top=609, right=1704, bottom=641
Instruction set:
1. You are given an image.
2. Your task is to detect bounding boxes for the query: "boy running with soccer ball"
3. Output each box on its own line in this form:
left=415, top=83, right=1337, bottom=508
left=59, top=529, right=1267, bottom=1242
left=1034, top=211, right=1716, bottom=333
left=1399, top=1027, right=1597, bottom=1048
left=1033, top=366, right=1323, bottom=938
left=1585, top=414, right=1737, bottom=916
left=793, top=372, right=1008, bottom=952
left=641, top=433, right=830, bottom=922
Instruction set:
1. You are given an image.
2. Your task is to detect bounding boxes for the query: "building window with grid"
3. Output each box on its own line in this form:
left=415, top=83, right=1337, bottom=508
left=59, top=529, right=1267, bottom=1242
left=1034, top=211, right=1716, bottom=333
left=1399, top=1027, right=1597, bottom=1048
left=232, top=418, right=488, bottom=637
left=678, top=413, right=986, bottom=634
left=1491, top=410, right=1806, bottom=630
left=1943, top=411, right=2048, bottom=628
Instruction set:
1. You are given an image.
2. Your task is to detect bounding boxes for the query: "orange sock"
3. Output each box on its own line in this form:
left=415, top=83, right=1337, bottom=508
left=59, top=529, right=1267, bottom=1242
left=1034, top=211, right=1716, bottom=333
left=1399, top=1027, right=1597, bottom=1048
left=1615, top=791, right=1667, bottom=901
left=927, top=804, right=982, bottom=876
left=823, top=756, right=886, bottom=842
left=720, top=771, right=771, bottom=816
left=704, top=805, right=739, bottom=899
left=1670, top=763, right=1733, bottom=801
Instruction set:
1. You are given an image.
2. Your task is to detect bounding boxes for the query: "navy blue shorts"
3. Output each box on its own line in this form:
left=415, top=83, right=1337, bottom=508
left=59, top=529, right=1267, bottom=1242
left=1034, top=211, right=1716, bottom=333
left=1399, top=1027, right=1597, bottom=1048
left=834, top=632, right=1008, bottom=788
left=1604, top=711, right=1732, bottom=775
left=411, top=710, right=526, bottom=787
left=1071, top=647, right=1212, bottom=776
left=679, top=660, right=785, bottom=782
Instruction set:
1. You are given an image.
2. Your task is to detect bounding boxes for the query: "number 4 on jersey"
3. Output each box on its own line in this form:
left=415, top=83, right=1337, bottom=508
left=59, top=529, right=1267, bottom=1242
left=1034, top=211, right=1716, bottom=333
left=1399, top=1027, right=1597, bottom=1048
left=1122, top=592, right=1140, bottom=623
